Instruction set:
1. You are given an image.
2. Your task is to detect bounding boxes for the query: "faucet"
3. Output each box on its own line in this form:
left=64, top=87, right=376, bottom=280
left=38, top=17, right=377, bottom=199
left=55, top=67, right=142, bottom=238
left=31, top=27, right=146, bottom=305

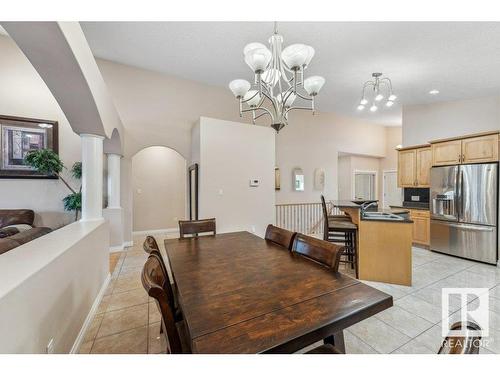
left=361, top=201, right=378, bottom=214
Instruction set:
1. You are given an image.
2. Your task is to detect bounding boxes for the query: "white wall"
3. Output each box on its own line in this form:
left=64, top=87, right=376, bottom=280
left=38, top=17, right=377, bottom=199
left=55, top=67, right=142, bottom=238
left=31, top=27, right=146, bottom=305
left=196, top=117, right=275, bottom=237
left=402, top=96, right=500, bottom=146
left=0, top=35, right=81, bottom=228
left=131, top=146, right=187, bottom=232
left=0, top=220, right=109, bottom=353
left=275, top=111, right=388, bottom=204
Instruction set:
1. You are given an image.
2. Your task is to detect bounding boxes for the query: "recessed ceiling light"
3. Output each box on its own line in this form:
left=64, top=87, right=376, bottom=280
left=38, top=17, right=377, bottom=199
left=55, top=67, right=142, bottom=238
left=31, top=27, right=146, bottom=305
left=429, top=89, right=440, bottom=95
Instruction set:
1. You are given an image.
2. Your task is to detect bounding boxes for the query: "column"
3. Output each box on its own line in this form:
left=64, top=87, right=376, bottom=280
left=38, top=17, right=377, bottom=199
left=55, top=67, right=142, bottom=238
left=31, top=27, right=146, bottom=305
left=81, top=134, right=104, bottom=221
left=106, top=153, right=121, bottom=209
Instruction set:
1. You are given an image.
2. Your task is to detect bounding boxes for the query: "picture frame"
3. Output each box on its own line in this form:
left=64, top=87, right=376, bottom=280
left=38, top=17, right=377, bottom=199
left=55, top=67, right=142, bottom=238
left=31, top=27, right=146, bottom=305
left=188, top=163, right=199, bottom=220
left=275, top=167, right=280, bottom=191
left=0, top=115, right=59, bottom=179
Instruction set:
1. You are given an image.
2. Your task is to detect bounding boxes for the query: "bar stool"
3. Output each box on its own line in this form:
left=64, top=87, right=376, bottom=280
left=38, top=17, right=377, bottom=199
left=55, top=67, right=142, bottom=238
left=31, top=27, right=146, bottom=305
left=320, top=195, right=358, bottom=278
left=325, top=221, right=358, bottom=278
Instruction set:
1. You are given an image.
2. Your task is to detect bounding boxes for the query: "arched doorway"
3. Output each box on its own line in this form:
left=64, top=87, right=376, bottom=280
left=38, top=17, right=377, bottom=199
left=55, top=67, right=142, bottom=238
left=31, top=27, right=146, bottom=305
left=131, top=146, right=187, bottom=233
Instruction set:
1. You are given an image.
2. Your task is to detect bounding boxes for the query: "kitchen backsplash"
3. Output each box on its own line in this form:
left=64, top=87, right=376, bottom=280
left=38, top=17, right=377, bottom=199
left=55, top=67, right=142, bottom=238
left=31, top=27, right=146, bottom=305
left=403, top=187, right=430, bottom=203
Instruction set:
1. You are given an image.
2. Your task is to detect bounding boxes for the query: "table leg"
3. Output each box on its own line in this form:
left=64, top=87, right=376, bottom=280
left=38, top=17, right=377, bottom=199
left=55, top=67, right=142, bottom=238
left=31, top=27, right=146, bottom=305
left=324, top=331, right=345, bottom=353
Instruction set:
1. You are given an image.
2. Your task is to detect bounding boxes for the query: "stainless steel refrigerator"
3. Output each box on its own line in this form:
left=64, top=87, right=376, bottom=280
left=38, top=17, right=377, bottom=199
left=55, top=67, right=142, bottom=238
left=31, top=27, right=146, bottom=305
left=430, top=163, right=498, bottom=264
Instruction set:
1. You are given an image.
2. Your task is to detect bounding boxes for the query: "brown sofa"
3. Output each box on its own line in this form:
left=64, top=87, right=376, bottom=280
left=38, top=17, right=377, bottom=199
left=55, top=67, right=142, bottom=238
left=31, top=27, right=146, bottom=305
left=0, top=209, right=52, bottom=255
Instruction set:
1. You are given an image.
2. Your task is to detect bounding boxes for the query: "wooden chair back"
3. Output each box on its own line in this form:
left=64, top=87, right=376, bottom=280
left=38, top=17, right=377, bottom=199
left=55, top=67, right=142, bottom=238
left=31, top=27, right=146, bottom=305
left=292, top=233, right=344, bottom=272
left=141, top=253, right=183, bottom=353
left=438, top=321, right=482, bottom=354
left=143, top=235, right=159, bottom=254
left=320, top=195, right=329, bottom=239
left=179, top=218, right=216, bottom=238
left=265, top=224, right=296, bottom=250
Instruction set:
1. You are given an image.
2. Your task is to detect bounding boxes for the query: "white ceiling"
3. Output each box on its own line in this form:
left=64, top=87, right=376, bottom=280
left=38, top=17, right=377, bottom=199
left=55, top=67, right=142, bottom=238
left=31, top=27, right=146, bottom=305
left=81, top=22, right=500, bottom=126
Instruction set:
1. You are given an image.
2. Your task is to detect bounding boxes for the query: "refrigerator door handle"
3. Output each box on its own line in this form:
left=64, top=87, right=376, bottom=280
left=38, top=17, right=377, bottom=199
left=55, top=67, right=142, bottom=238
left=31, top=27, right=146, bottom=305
left=456, top=168, right=463, bottom=221
left=447, top=223, right=495, bottom=232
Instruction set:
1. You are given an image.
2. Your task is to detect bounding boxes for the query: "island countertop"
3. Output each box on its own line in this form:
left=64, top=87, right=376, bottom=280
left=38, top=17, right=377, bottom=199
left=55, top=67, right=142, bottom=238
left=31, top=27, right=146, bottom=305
left=330, top=200, right=412, bottom=223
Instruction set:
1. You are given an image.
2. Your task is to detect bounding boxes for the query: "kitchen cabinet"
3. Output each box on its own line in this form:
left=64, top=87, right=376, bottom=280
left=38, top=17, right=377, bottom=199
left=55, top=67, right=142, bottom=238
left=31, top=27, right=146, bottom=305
left=415, top=147, right=432, bottom=187
left=397, top=146, right=431, bottom=187
left=431, top=140, right=462, bottom=166
left=409, top=209, right=430, bottom=246
left=462, top=134, right=499, bottom=163
left=432, top=133, right=499, bottom=166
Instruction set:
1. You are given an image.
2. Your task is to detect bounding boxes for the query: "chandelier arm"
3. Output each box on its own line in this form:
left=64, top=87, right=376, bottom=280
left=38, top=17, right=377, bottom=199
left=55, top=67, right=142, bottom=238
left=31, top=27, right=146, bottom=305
left=294, top=91, right=313, bottom=101
left=242, top=106, right=275, bottom=123
left=260, top=90, right=279, bottom=119
left=284, top=106, right=314, bottom=116
left=240, top=90, right=260, bottom=104
left=254, top=111, right=273, bottom=121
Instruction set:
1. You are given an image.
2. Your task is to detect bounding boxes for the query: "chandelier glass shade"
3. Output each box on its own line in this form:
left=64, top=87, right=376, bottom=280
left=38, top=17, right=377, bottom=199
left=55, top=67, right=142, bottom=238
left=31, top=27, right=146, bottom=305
left=229, top=23, right=325, bottom=132
left=357, top=73, right=397, bottom=112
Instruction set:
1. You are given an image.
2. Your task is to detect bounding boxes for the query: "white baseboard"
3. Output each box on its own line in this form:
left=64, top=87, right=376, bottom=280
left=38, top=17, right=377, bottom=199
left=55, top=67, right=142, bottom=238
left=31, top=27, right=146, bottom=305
left=70, top=273, right=111, bottom=354
left=123, top=240, right=133, bottom=247
left=132, top=228, right=178, bottom=236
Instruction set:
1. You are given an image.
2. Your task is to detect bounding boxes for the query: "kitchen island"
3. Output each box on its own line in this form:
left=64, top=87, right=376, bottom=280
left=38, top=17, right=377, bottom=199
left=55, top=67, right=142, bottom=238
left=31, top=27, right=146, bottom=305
left=331, top=201, right=413, bottom=286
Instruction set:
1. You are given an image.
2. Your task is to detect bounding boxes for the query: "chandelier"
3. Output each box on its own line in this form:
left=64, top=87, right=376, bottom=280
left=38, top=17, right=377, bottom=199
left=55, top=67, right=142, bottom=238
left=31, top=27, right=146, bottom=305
left=228, top=23, right=325, bottom=132
left=357, top=73, right=397, bottom=112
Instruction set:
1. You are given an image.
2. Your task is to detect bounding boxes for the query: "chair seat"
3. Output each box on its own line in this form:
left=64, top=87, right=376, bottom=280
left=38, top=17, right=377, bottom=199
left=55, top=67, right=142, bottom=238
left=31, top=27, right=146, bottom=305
left=327, top=219, right=357, bottom=230
left=306, top=343, right=343, bottom=354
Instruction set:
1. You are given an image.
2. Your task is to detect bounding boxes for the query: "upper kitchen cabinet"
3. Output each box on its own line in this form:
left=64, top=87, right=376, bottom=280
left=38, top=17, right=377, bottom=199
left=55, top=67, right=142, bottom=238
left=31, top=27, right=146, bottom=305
left=462, top=134, right=499, bottom=163
left=431, top=140, right=462, bottom=166
left=415, top=147, right=432, bottom=186
left=397, top=145, right=431, bottom=187
left=431, top=132, right=499, bottom=166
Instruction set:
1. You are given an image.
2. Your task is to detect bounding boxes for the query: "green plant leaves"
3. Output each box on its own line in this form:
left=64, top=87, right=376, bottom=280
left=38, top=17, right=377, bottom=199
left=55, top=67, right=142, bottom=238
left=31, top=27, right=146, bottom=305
left=63, top=192, right=82, bottom=212
left=24, top=148, right=64, bottom=175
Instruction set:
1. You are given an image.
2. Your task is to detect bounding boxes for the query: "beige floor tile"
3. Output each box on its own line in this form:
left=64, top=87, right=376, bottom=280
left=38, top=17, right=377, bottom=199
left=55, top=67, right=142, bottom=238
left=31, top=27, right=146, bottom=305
left=107, top=288, right=148, bottom=312
left=413, top=324, right=444, bottom=352
left=149, top=302, right=161, bottom=324
left=91, top=326, right=148, bottom=354
left=396, top=295, right=444, bottom=324
left=113, top=273, right=143, bottom=294
left=103, top=280, right=115, bottom=296
left=376, top=305, right=434, bottom=338
left=83, top=313, right=104, bottom=342
left=148, top=322, right=167, bottom=354
left=98, top=303, right=148, bottom=338
left=122, top=255, right=148, bottom=269
left=344, top=331, right=379, bottom=354
left=348, top=316, right=411, bottom=353
left=96, top=295, right=110, bottom=314
left=78, top=340, right=93, bottom=354
left=119, top=266, right=143, bottom=276
left=392, top=340, right=435, bottom=354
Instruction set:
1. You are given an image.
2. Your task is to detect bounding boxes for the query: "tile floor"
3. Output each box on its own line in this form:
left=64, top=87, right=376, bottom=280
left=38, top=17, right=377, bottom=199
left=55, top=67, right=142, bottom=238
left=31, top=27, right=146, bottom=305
left=80, top=233, right=500, bottom=354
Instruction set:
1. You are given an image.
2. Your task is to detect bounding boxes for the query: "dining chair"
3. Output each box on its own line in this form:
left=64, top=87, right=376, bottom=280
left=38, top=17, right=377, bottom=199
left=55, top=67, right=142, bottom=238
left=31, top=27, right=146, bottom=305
left=264, top=224, right=296, bottom=250
left=143, top=235, right=159, bottom=253
left=438, top=321, right=482, bottom=354
left=178, top=218, right=216, bottom=238
left=291, top=233, right=344, bottom=271
left=141, top=254, right=190, bottom=353
left=321, top=195, right=359, bottom=278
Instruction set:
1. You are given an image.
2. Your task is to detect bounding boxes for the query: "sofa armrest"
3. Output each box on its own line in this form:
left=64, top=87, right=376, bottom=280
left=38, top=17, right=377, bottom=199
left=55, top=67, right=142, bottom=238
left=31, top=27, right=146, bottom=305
left=0, top=209, right=35, bottom=228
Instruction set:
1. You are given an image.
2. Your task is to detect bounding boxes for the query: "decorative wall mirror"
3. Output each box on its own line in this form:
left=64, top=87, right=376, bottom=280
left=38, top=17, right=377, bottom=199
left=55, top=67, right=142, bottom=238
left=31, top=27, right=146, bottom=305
left=292, top=168, right=305, bottom=191
left=188, top=163, right=199, bottom=220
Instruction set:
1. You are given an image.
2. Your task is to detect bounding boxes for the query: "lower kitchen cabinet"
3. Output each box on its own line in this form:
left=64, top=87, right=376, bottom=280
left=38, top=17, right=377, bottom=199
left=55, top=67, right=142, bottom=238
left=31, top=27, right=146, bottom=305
left=410, top=209, right=430, bottom=246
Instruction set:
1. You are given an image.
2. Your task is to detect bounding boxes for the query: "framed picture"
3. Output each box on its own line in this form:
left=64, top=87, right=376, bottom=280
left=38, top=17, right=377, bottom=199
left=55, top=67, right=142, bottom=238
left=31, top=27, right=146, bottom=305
left=188, top=163, right=199, bottom=220
left=275, top=167, right=281, bottom=191
left=0, top=115, right=58, bottom=179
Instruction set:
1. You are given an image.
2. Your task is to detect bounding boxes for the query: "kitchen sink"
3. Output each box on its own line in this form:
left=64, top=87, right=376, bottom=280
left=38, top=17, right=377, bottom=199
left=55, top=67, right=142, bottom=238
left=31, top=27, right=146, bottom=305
left=362, top=212, right=405, bottom=221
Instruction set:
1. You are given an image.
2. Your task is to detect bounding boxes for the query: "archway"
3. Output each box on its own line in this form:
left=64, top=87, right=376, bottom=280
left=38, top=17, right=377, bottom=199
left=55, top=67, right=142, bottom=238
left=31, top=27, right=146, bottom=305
left=131, top=146, right=187, bottom=234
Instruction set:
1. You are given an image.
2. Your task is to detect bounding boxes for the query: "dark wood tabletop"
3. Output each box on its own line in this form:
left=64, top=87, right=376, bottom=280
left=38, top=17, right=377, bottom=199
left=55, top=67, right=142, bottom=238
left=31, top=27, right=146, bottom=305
left=164, top=231, right=392, bottom=353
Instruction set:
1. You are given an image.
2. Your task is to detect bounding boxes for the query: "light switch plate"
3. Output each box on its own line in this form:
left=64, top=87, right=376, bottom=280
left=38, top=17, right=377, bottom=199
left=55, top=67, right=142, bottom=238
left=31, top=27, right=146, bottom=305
left=249, top=179, right=259, bottom=187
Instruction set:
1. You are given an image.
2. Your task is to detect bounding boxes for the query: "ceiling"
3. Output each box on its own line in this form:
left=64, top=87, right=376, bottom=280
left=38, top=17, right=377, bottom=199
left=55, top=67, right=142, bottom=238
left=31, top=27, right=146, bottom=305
left=81, top=22, right=500, bottom=126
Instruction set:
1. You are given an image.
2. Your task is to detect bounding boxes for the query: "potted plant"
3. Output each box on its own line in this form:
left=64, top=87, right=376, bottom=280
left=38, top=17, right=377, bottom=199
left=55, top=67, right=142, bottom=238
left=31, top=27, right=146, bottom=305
left=24, top=149, right=82, bottom=221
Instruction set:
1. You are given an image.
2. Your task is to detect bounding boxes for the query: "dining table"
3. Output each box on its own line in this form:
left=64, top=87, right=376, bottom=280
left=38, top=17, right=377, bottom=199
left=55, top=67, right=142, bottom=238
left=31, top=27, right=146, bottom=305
left=164, top=231, right=393, bottom=354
